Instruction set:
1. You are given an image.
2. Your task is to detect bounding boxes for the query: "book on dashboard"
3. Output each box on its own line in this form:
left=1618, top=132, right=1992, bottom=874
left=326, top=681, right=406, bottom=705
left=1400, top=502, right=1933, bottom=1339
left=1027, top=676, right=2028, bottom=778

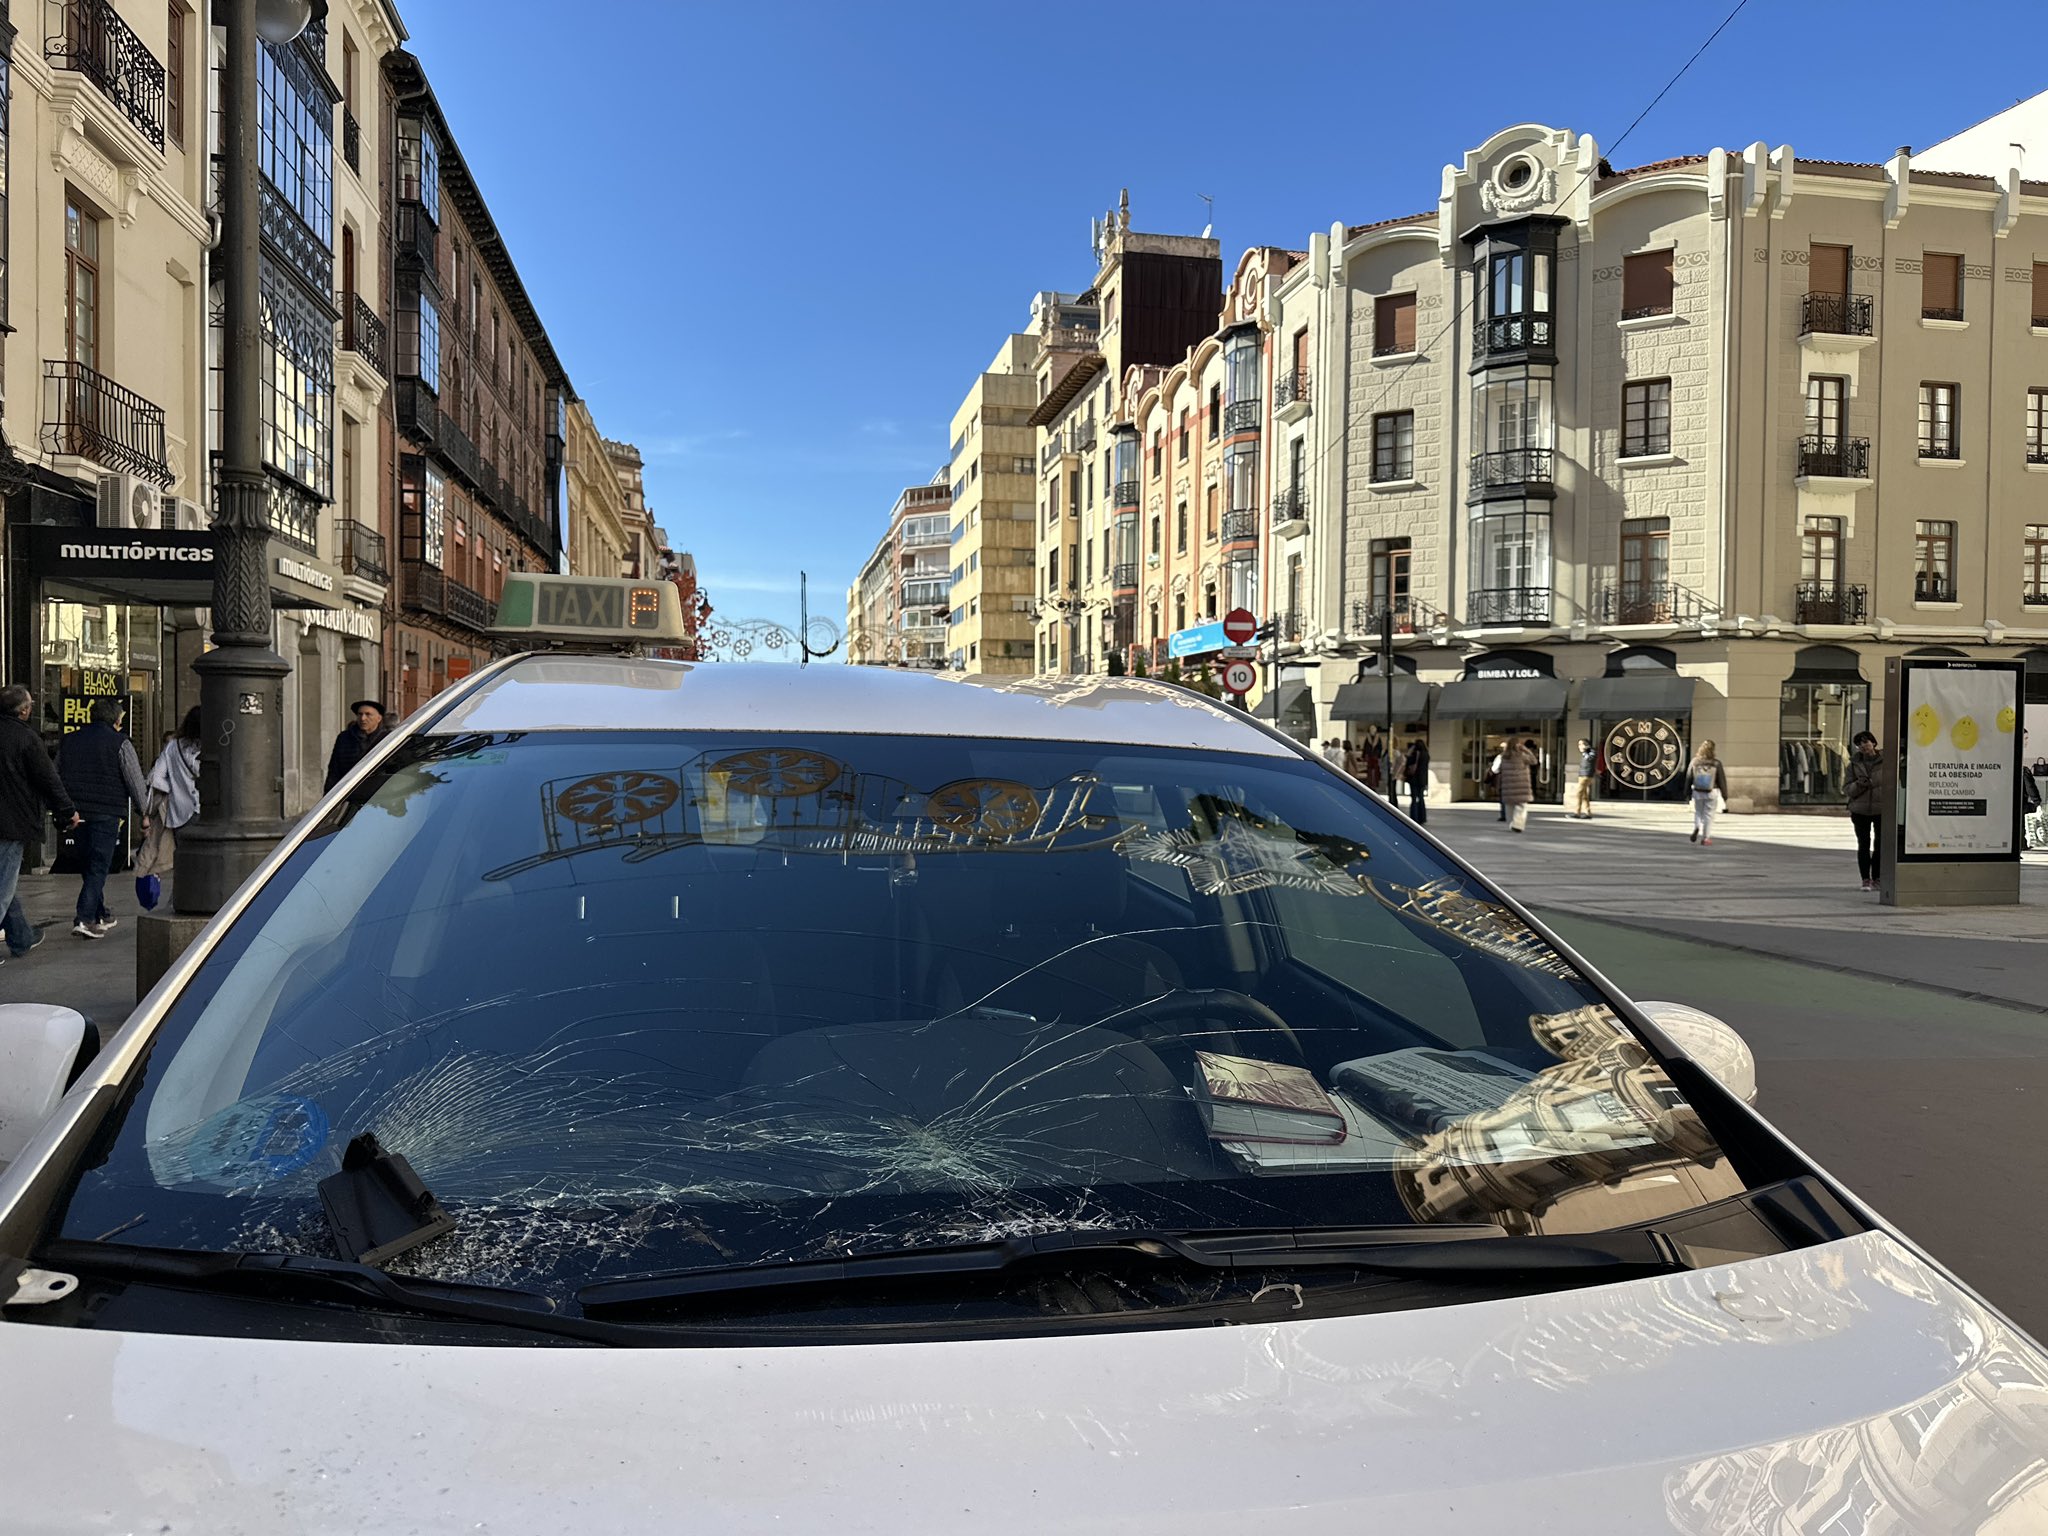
left=1331, top=1047, right=1538, bottom=1140
left=1215, top=1093, right=1410, bottom=1175
left=1192, top=1051, right=1346, bottom=1144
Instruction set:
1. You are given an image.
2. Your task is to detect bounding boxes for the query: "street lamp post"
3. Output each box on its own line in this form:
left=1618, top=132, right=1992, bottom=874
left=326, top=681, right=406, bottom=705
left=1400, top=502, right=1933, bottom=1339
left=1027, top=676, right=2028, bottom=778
left=175, top=0, right=317, bottom=914
left=1029, top=585, right=1101, bottom=674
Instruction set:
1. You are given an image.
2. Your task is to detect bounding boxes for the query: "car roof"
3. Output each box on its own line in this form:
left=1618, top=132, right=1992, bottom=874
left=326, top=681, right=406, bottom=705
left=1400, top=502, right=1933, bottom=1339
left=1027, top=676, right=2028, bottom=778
left=428, top=656, right=1297, bottom=756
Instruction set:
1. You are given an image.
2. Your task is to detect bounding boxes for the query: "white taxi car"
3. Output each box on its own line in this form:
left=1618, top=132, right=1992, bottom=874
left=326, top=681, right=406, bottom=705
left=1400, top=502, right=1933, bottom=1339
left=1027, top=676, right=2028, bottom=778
left=2, top=575, right=2046, bottom=1533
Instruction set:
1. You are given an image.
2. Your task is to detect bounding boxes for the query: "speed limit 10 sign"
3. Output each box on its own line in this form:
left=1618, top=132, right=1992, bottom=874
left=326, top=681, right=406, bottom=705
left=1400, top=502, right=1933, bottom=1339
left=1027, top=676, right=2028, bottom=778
left=1222, top=659, right=1258, bottom=695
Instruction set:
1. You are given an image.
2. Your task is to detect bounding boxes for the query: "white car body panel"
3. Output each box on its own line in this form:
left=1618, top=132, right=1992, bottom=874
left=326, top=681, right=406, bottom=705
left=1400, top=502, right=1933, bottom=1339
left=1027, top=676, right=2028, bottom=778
left=5, top=1231, right=2048, bottom=1534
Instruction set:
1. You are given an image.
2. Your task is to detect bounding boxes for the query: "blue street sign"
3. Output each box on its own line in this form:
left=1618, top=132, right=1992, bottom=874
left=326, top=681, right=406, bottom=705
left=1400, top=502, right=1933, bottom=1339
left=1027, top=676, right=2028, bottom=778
left=1168, top=621, right=1229, bottom=660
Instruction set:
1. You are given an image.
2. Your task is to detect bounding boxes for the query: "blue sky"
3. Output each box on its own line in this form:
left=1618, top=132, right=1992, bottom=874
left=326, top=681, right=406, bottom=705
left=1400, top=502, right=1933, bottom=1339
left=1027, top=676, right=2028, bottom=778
left=400, top=0, right=2046, bottom=643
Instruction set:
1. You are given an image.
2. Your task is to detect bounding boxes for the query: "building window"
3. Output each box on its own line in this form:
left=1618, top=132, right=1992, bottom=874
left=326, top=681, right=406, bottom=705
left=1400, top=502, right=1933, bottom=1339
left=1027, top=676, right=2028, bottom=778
left=398, top=287, right=442, bottom=391
left=2035, top=263, right=2048, bottom=328
left=1470, top=504, right=1552, bottom=622
left=1176, top=499, right=1187, bottom=553
left=64, top=194, right=100, bottom=370
left=1150, top=431, right=1162, bottom=478
left=1922, top=252, right=1963, bottom=321
left=2027, top=388, right=2048, bottom=464
left=1370, top=538, right=1411, bottom=626
left=1289, top=435, right=1306, bottom=499
left=1207, top=384, right=1221, bottom=440
left=422, top=462, right=447, bottom=567
left=1622, top=379, right=1671, bottom=457
left=1918, top=382, right=1959, bottom=459
left=1284, top=555, right=1303, bottom=636
left=261, top=272, right=336, bottom=496
left=1622, top=250, right=1674, bottom=319
left=1205, top=483, right=1218, bottom=540
left=397, top=117, right=440, bottom=222
left=258, top=42, right=333, bottom=246
left=1618, top=517, right=1671, bottom=618
left=1802, top=515, right=1843, bottom=588
left=1178, top=408, right=1190, bottom=460
left=1374, top=292, right=1416, bottom=356
left=1203, top=581, right=1216, bottom=618
left=1806, top=375, right=1847, bottom=440
left=1371, top=411, right=1414, bottom=482
left=1148, top=602, right=1159, bottom=641
left=1174, top=593, right=1187, bottom=632
left=1291, top=326, right=1309, bottom=381
left=1915, top=520, right=1955, bottom=601
left=166, top=3, right=187, bottom=148
left=1083, top=538, right=1092, bottom=586
left=1149, top=514, right=1161, bottom=556
left=2027, top=526, right=2048, bottom=606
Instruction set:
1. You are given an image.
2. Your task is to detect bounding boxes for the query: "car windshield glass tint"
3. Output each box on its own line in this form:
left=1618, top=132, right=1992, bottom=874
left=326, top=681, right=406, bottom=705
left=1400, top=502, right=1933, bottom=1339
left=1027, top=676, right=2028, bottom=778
left=55, top=731, right=1743, bottom=1298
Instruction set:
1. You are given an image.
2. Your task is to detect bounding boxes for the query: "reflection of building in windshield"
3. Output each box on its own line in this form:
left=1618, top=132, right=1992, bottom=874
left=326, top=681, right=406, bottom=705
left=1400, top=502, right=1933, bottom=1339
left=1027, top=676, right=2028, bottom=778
left=1665, top=1344, right=2048, bottom=1533
left=1365, top=878, right=1582, bottom=980
left=1394, top=1005, right=1741, bottom=1234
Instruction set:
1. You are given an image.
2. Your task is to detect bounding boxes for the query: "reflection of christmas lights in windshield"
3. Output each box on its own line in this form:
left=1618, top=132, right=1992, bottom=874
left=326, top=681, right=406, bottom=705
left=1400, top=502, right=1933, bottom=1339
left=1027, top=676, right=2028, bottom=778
left=1122, top=813, right=1369, bottom=897
left=1366, top=877, right=1582, bottom=979
left=710, top=748, right=842, bottom=798
left=554, top=771, right=680, bottom=827
left=926, top=779, right=1042, bottom=839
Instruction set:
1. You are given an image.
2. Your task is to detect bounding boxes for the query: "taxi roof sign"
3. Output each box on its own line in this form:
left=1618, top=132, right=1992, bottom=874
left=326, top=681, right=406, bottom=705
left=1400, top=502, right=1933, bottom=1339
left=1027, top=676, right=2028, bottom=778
left=491, top=573, right=686, bottom=643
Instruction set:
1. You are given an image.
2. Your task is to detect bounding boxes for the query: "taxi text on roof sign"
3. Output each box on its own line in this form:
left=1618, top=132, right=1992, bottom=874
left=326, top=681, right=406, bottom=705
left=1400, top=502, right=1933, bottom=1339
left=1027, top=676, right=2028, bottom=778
left=490, top=573, right=687, bottom=643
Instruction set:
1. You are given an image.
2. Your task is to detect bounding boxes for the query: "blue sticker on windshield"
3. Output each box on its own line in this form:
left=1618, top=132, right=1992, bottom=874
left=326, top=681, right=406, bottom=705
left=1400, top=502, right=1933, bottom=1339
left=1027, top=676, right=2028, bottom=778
left=244, top=1095, right=330, bottom=1177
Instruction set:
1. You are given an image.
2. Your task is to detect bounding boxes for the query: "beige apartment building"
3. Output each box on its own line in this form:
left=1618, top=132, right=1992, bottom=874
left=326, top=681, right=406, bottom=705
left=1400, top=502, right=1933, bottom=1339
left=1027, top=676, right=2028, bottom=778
left=564, top=397, right=627, bottom=578
left=946, top=334, right=1037, bottom=675
left=845, top=477, right=951, bottom=667
left=1269, top=114, right=2048, bottom=811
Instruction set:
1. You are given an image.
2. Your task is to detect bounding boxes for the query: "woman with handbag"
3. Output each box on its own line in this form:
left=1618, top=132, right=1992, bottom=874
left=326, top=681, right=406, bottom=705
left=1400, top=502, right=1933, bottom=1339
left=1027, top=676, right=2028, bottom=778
left=137, top=707, right=201, bottom=908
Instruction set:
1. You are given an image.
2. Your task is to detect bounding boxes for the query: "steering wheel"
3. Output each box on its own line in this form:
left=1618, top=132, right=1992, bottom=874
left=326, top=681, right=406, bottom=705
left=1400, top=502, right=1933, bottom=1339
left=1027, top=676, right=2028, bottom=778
left=1121, top=987, right=1304, bottom=1064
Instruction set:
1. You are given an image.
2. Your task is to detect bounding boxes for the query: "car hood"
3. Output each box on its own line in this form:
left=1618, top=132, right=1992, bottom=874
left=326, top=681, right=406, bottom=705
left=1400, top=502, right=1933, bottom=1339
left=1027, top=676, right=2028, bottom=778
left=4, top=1231, right=2048, bottom=1535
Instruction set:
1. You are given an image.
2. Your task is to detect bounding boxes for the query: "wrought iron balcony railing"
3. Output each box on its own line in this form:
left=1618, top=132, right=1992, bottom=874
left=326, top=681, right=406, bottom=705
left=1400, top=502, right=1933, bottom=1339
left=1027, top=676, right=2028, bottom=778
left=1223, top=399, right=1262, bottom=435
left=342, top=108, right=361, bottom=175
left=1595, top=580, right=1719, bottom=626
left=1274, top=368, right=1311, bottom=412
left=2030, top=443, right=2048, bottom=466
left=337, top=517, right=389, bottom=584
left=1041, top=432, right=1067, bottom=468
left=2025, top=590, right=2048, bottom=608
left=1915, top=572, right=1955, bottom=603
left=1111, top=562, right=1139, bottom=592
left=1276, top=609, right=1304, bottom=644
left=1112, top=478, right=1140, bottom=507
left=1800, top=292, right=1873, bottom=337
left=1467, top=587, right=1552, bottom=626
left=46, top=0, right=166, bottom=150
left=1221, top=509, right=1260, bottom=543
left=1272, top=486, right=1309, bottom=526
left=1477, top=314, right=1554, bottom=357
left=403, top=561, right=491, bottom=630
left=1469, top=447, right=1555, bottom=492
left=1350, top=597, right=1448, bottom=637
left=41, top=360, right=171, bottom=484
left=1798, top=434, right=1870, bottom=479
left=340, top=291, right=388, bottom=378
left=1919, top=439, right=1961, bottom=461
left=1795, top=581, right=1867, bottom=625
left=1070, top=419, right=1098, bottom=451
left=437, top=411, right=482, bottom=488
left=1922, top=306, right=1964, bottom=323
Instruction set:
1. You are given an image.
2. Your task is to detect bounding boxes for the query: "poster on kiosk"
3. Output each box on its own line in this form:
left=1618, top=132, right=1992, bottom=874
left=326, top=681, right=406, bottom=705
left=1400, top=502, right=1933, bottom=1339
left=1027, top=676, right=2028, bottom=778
left=1886, top=657, right=2024, bottom=906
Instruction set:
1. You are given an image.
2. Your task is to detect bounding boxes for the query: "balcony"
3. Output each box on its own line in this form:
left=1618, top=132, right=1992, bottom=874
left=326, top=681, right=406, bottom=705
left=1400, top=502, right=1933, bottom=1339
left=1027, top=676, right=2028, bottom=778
left=1112, top=478, right=1140, bottom=507
left=1276, top=610, right=1305, bottom=645
left=1476, top=314, right=1555, bottom=361
left=1796, top=434, right=1871, bottom=485
left=1041, top=432, right=1068, bottom=468
left=1799, top=292, right=1875, bottom=351
left=337, top=517, right=389, bottom=585
left=902, top=526, right=950, bottom=549
left=438, top=411, right=482, bottom=488
left=902, top=579, right=948, bottom=608
left=1469, top=447, right=1555, bottom=497
left=1467, top=587, right=1552, bottom=627
left=46, top=0, right=166, bottom=151
left=40, top=360, right=171, bottom=484
left=1221, top=509, right=1259, bottom=544
left=1795, top=581, right=1867, bottom=626
left=1272, top=486, right=1309, bottom=534
left=395, top=377, right=440, bottom=446
left=1351, top=597, right=1447, bottom=637
left=1070, top=419, right=1098, bottom=452
left=1223, top=399, right=1262, bottom=435
left=340, top=292, right=388, bottom=379
left=1595, top=581, right=1718, bottom=626
left=1111, top=562, right=1139, bottom=594
left=342, top=108, right=362, bottom=175
left=1274, top=368, right=1311, bottom=423
left=403, top=561, right=492, bottom=631
left=1915, top=572, right=1956, bottom=603
left=396, top=202, right=438, bottom=277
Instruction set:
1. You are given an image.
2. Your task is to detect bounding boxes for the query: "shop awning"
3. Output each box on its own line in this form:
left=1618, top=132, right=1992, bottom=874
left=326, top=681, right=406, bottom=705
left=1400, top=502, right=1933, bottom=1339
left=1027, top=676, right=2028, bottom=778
left=1330, top=677, right=1436, bottom=721
left=1251, top=680, right=1311, bottom=722
left=1575, top=672, right=1697, bottom=717
left=1433, top=675, right=1569, bottom=720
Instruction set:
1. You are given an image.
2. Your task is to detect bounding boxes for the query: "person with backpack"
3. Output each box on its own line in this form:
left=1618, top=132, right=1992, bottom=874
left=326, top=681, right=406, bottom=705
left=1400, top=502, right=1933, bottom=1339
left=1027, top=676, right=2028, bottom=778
left=1845, top=729, right=1884, bottom=889
left=1687, top=739, right=1729, bottom=847
left=1402, top=738, right=1430, bottom=823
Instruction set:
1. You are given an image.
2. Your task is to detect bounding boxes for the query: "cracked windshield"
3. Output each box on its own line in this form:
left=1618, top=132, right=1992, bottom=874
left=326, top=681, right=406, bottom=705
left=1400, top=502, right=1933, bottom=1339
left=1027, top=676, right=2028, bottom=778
left=55, top=724, right=1739, bottom=1302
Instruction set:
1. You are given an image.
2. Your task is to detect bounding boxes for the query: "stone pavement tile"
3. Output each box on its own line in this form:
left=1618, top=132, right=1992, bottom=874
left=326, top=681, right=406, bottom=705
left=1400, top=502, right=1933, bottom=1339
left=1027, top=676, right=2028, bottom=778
left=0, top=870, right=142, bottom=1035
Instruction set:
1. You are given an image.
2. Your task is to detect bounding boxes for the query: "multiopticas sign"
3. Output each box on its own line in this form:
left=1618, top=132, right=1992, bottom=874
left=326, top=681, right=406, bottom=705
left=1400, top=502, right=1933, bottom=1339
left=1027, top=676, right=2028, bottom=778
left=57, top=541, right=214, bottom=562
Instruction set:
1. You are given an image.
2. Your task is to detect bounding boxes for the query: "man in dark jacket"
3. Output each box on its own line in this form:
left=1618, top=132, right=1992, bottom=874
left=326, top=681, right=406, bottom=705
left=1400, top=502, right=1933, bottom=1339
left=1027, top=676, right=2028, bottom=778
left=56, top=698, right=149, bottom=939
left=0, top=685, right=80, bottom=960
left=324, top=699, right=390, bottom=792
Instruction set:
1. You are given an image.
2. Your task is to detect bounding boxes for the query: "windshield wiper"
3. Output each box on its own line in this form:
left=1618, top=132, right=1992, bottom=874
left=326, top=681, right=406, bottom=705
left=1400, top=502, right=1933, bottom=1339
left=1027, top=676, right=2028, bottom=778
left=575, top=1223, right=1687, bottom=1319
left=29, top=1239, right=624, bottom=1346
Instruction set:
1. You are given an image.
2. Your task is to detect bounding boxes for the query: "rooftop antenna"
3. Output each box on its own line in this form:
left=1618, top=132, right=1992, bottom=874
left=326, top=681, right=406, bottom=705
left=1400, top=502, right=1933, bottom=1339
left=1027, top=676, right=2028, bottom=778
left=1198, top=193, right=1214, bottom=240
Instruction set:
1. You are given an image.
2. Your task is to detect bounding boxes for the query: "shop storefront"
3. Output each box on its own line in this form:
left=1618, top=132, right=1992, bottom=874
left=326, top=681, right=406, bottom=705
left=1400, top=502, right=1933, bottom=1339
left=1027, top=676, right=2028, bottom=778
left=1251, top=666, right=1315, bottom=744
left=1330, top=658, right=1435, bottom=784
left=1779, top=644, right=1869, bottom=808
left=1577, top=646, right=1697, bottom=803
left=1436, top=649, right=1569, bottom=804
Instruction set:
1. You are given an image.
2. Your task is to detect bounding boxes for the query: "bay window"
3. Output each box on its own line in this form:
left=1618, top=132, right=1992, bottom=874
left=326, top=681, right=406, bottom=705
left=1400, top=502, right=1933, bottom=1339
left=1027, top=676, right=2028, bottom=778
left=1469, top=503, right=1552, bottom=625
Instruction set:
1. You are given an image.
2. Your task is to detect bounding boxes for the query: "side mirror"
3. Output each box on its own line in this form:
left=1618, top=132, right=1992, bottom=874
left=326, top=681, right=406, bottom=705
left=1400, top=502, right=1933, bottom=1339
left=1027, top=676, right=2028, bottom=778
left=1637, top=1001, right=1757, bottom=1105
left=0, top=1004, right=92, bottom=1169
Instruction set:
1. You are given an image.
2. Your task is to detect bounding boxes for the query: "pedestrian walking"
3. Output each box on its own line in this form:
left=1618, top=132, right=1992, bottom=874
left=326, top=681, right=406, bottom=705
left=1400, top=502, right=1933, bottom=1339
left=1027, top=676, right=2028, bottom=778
left=1845, top=729, right=1883, bottom=888
left=138, top=707, right=201, bottom=904
left=1572, top=737, right=1596, bottom=819
left=1687, top=739, right=1730, bottom=847
left=0, top=685, right=80, bottom=963
left=1498, top=738, right=1536, bottom=833
left=54, top=697, right=148, bottom=939
left=1402, top=738, right=1430, bottom=823
left=1490, top=741, right=1507, bottom=822
left=324, top=699, right=391, bottom=792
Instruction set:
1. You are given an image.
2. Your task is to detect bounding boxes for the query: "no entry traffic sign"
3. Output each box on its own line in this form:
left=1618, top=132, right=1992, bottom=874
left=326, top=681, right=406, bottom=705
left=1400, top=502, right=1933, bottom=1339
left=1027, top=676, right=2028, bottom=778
left=1222, top=608, right=1257, bottom=646
left=1222, top=659, right=1258, bottom=695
